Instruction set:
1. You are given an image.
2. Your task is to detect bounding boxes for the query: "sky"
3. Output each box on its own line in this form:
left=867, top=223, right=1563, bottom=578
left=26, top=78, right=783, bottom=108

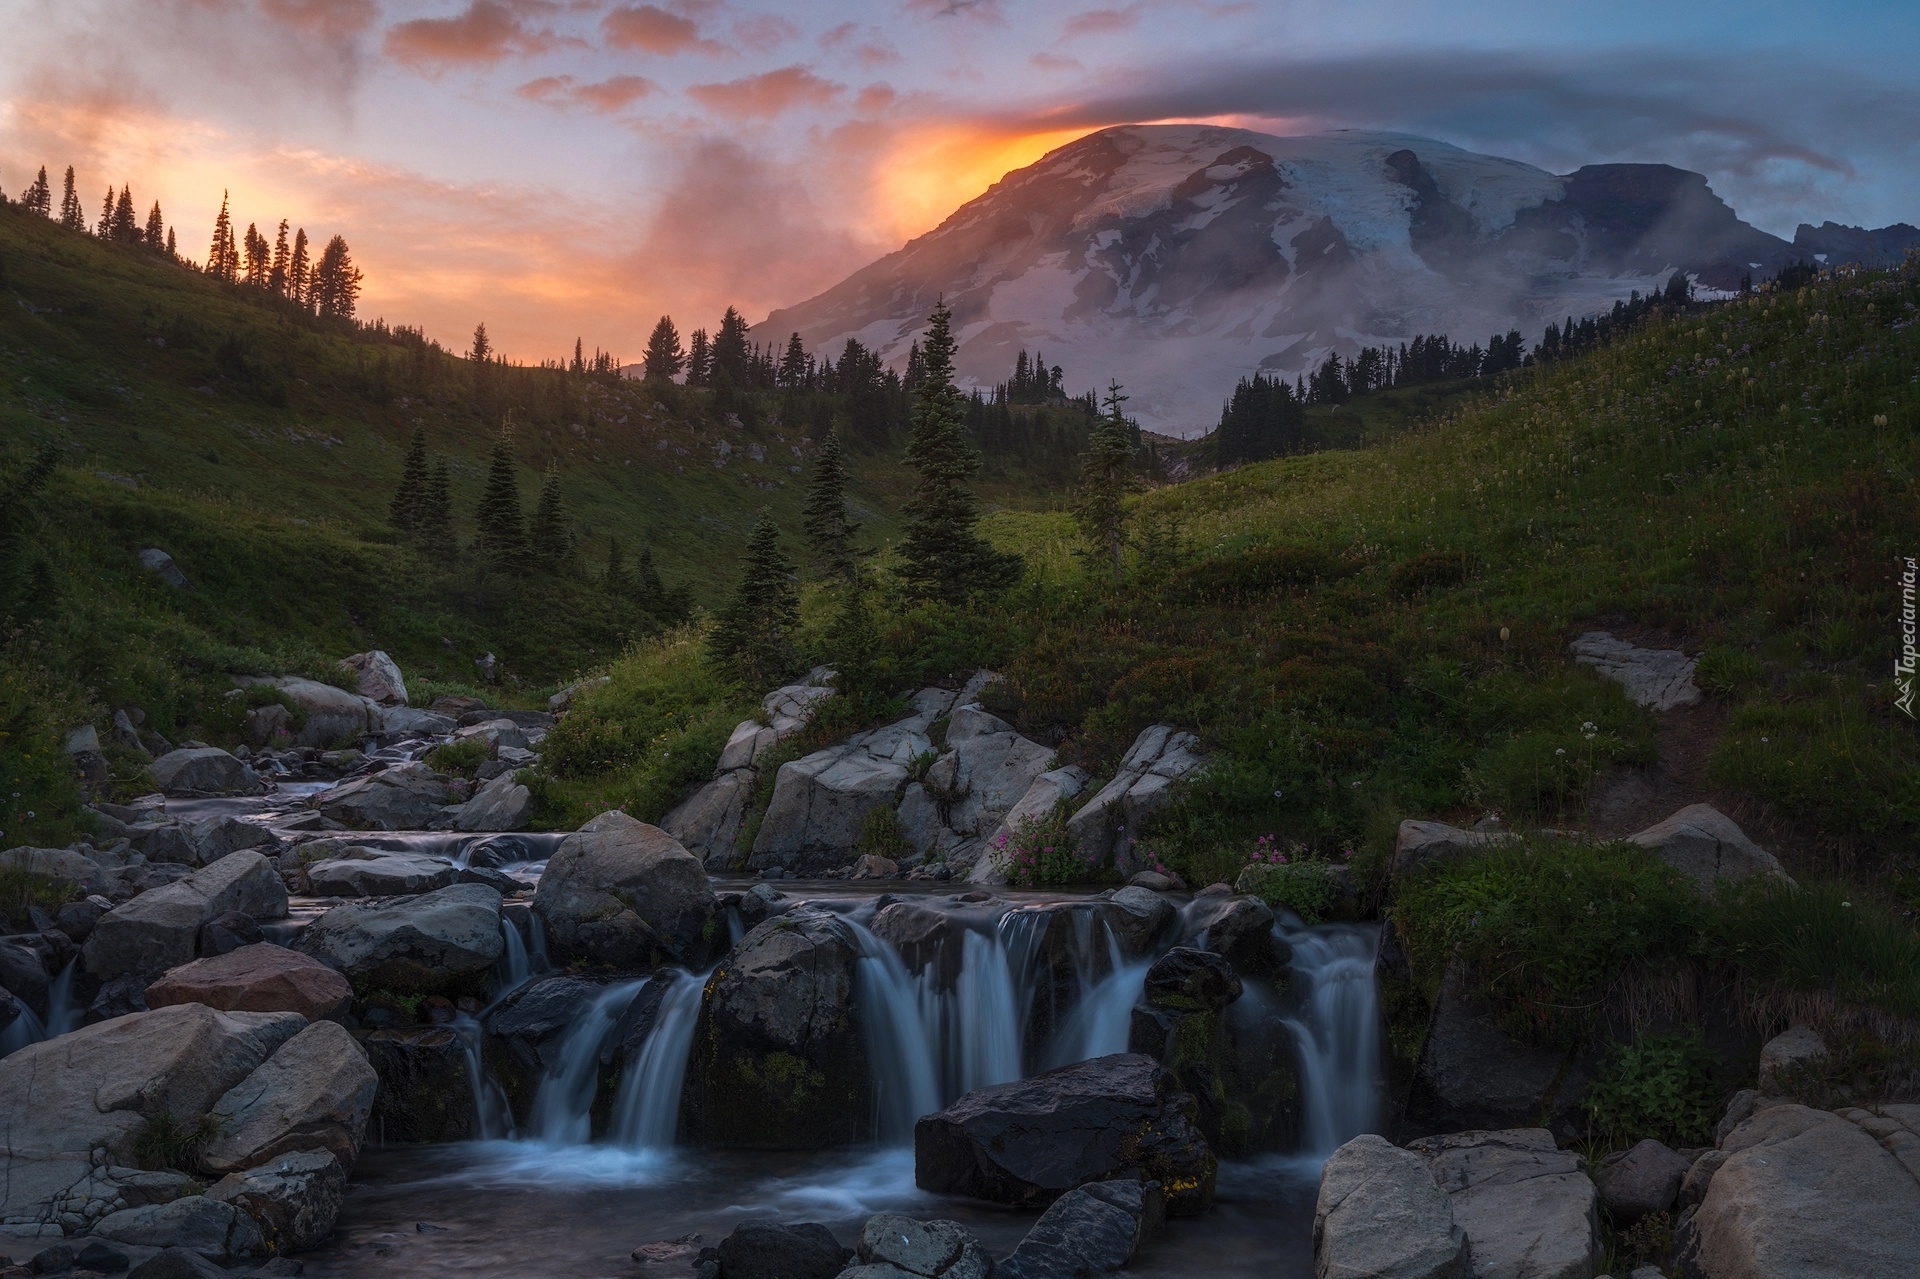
left=2, top=0, right=1916, bottom=363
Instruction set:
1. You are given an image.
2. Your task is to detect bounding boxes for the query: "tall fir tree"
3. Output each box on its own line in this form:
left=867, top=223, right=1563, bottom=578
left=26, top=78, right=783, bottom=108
left=778, top=332, right=808, bottom=389
left=389, top=426, right=429, bottom=534
left=823, top=570, right=881, bottom=709
left=57, top=167, right=85, bottom=231
left=711, top=307, right=750, bottom=388
left=208, top=191, right=239, bottom=280
left=310, top=235, right=361, bottom=318
left=637, top=545, right=666, bottom=602
left=143, top=201, right=165, bottom=248
left=96, top=188, right=114, bottom=238
left=706, top=511, right=800, bottom=688
left=897, top=300, right=1022, bottom=603
left=474, top=426, right=526, bottom=567
left=604, top=537, right=634, bottom=594
left=571, top=337, right=585, bottom=375
left=801, top=429, right=857, bottom=578
left=288, top=228, right=311, bottom=304
left=1073, top=382, right=1143, bottom=585
left=242, top=222, right=269, bottom=284
left=686, top=328, right=711, bottom=387
left=110, top=187, right=138, bottom=243
left=528, top=462, right=571, bottom=569
left=164, top=226, right=176, bottom=259
left=643, top=315, right=684, bottom=383
left=420, top=459, right=455, bottom=556
left=268, top=219, right=290, bottom=293
left=21, top=166, right=51, bottom=217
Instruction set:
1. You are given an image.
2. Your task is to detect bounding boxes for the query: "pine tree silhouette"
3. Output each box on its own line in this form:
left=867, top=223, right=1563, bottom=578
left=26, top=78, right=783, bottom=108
left=389, top=426, right=429, bottom=534
left=96, top=188, right=114, bottom=238
left=310, top=235, right=362, bottom=318
left=686, top=329, right=711, bottom=387
left=706, top=511, right=799, bottom=687
left=643, top=316, right=684, bottom=383
left=209, top=192, right=239, bottom=281
left=268, top=220, right=290, bottom=293
left=801, top=429, right=858, bottom=579
left=144, top=202, right=165, bottom=249
left=604, top=537, right=634, bottom=594
left=474, top=426, right=526, bottom=568
left=779, top=332, right=808, bottom=389
left=243, top=222, right=269, bottom=284
left=711, top=307, right=750, bottom=388
left=898, top=300, right=1021, bottom=602
left=165, top=226, right=176, bottom=259
left=57, top=167, right=84, bottom=231
left=823, top=570, right=880, bottom=708
left=420, top=459, right=455, bottom=556
left=21, top=167, right=51, bottom=218
left=529, top=462, right=571, bottom=569
left=637, top=545, right=666, bottom=603
left=288, top=228, right=311, bottom=304
left=110, top=187, right=138, bottom=243
left=1073, top=382, right=1143, bottom=585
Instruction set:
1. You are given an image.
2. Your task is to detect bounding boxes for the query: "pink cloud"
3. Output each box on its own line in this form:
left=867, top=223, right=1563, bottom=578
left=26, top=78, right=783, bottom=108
left=686, top=65, right=842, bottom=118
left=854, top=83, right=897, bottom=115
left=819, top=22, right=901, bottom=67
left=732, top=14, right=799, bottom=54
left=1031, top=51, right=1083, bottom=71
left=384, top=1, right=559, bottom=69
left=517, top=73, right=656, bottom=113
left=258, top=0, right=377, bottom=37
left=1063, top=6, right=1140, bottom=37
left=600, top=4, right=725, bottom=55
left=904, top=0, right=1006, bottom=21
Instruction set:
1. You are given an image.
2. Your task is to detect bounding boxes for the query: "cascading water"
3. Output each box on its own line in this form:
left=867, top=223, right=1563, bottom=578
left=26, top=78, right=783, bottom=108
left=451, top=1013, right=516, bottom=1141
left=0, top=960, right=82, bottom=1059
left=1277, top=921, right=1382, bottom=1155
left=611, top=970, right=707, bottom=1149
left=530, top=980, right=651, bottom=1145
left=1042, top=925, right=1151, bottom=1070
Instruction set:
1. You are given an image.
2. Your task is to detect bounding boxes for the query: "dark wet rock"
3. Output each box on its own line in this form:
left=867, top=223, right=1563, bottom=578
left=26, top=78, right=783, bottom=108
left=361, top=1025, right=479, bottom=1143
left=88, top=973, right=151, bottom=1022
left=294, top=884, right=503, bottom=995
left=312, top=767, right=454, bottom=832
left=29, top=1243, right=74, bottom=1274
left=714, top=1220, right=850, bottom=1279
left=1143, top=947, right=1242, bottom=1012
left=1596, top=1138, right=1690, bottom=1224
left=869, top=899, right=965, bottom=985
left=305, top=852, right=459, bottom=898
left=206, top=1149, right=347, bottom=1254
left=150, top=747, right=260, bottom=798
left=914, top=1053, right=1216, bottom=1216
left=85, top=853, right=288, bottom=981
left=145, top=943, right=353, bottom=1022
left=1181, top=894, right=1278, bottom=974
left=851, top=1213, right=991, bottom=1279
left=1400, top=964, right=1590, bottom=1140
left=0, top=938, right=49, bottom=1019
left=484, top=974, right=607, bottom=1076
left=54, top=895, right=112, bottom=944
left=995, top=1180, right=1164, bottom=1279
left=199, top=910, right=264, bottom=957
left=126, top=1248, right=233, bottom=1279
left=533, top=811, right=718, bottom=970
left=1095, top=886, right=1174, bottom=955
left=682, top=907, right=867, bottom=1149
left=76, top=1239, right=132, bottom=1272
left=92, top=1195, right=268, bottom=1265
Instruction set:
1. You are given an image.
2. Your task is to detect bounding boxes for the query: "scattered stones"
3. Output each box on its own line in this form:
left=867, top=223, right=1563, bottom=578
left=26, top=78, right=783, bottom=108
left=850, top=1214, right=991, bottom=1279
left=1626, top=803, right=1791, bottom=895
left=294, top=883, right=504, bottom=994
left=451, top=772, right=532, bottom=832
left=1314, top=1134, right=1469, bottom=1279
left=851, top=855, right=899, bottom=880
left=914, top=1053, right=1215, bottom=1216
left=200, top=1019, right=378, bottom=1174
left=1408, top=1128, right=1600, bottom=1279
left=206, top=1148, right=347, bottom=1254
left=92, top=1196, right=267, bottom=1265
left=85, top=852, right=289, bottom=981
left=1570, top=631, right=1702, bottom=711
left=150, top=748, right=260, bottom=798
left=714, top=1221, right=850, bottom=1279
left=1596, top=1138, right=1690, bottom=1224
left=145, top=943, right=353, bottom=1022
left=533, top=811, right=717, bottom=969
left=996, top=1180, right=1163, bottom=1279
left=1758, top=1024, right=1829, bottom=1094
left=1063, top=725, right=1205, bottom=875
left=304, top=852, right=459, bottom=898
left=339, top=651, right=407, bottom=706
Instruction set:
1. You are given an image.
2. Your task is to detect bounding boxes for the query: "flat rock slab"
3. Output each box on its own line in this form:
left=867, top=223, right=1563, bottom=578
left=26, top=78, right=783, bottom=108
left=1570, top=632, right=1702, bottom=711
left=1314, top=1134, right=1468, bottom=1279
left=1627, top=803, right=1790, bottom=896
left=305, top=852, right=460, bottom=897
left=145, top=942, right=352, bottom=1022
left=1408, top=1128, right=1600, bottom=1279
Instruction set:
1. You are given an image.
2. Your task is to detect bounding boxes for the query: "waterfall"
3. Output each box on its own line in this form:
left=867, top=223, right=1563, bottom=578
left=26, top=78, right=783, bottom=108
left=611, top=971, right=706, bottom=1149
left=1041, top=924, right=1151, bottom=1070
left=451, top=1013, right=516, bottom=1140
left=0, top=1004, right=45, bottom=1058
left=850, top=925, right=945, bottom=1143
left=1279, top=922, right=1382, bottom=1156
left=529, top=980, right=651, bottom=1144
left=493, top=915, right=540, bottom=998
left=0, top=959, right=82, bottom=1058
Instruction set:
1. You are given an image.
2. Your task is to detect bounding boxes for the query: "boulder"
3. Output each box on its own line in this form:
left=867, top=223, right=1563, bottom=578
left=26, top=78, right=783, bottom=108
left=1096, top=885, right=1175, bottom=955
left=451, top=772, right=532, bottom=832
left=1570, top=631, right=1702, bottom=711
left=1314, top=1134, right=1469, bottom=1279
left=144, top=943, right=353, bottom=1022
left=681, top=907, right=867, bottom=1149
left=339, top=650, right=407, bottom=706
left=189, top=816, right=275, bottom=863
left=0, top=940, right=48, bottom=1018
left=92, top=1197, right=267, bottom=1265
left=138, top=548, right=191, bottom=590
left=377, top=706, right=455, bottom=737
left=1408, top=1128, right=1600, bottom=1279
left=200, top=1019, right=378, bottom=1174
left=853, top=1214, right=992, bottom=1279
left=914, top=1053, right=1216, bottom=1216
left=294, top=883, right=504, bottom=994
left=717, top=717, right=780, bottom=772
left=1626, top=804, right=1790, bottom=895
left=149, top=748, right=260, bottom=798
left=1676, top=1104, right=1920, bottom=1279
left=242, top=677, right=376, bottom=749
left=199, top=910, right=263, bottom=956
left=995, top=1179, right=1163, bottom=1279
left=0, top=845, right=102, bottom=890
left=983, top=766, right=1092, bottom=860
left=483, top=974, right=609, bottom=1078
left=245, top=703, right=293, bottom=749
left=360, top=1025, right=479, bottom=1143
left=750, top=732, right=919, bottom=875
left=715, top=1221, right=850, bottom=1279
left=206, top=1148, right=346, bottom=1254
left=54, top=895, right=112, bottom=944
left=548, top=675, right=610, bottom=714
left=305, top=852, right=459, bottom=898
left=851, top=854, right=899, bottom=880
left=85, top=853, right=289, bottom=981
left=139, top=825, right=202, bottom=866
left=1143, top=947, right=1242, bottom=1012
left=533, top=811, right=716, bottom=969
left=1757, top=1024, right=1828, bottom=1094
left=937, top=706, right=1056, bottom=842
left=763, top=679, right=835, bottom=734
left=126, top=1248, right=232, bottom=1279
left=1402, top=966, right=1586, bottom=1139
left=1596, top=1138, right=1690, bottom=1224
left=0, top=1003, right=305, bottom=1222
left=1393, top=820, right=1514, bottom=878
left=312, top=766, right=455, bottom=831
left=1182, top=893, right=1278, bottom=974
left=661, top=771, right=756, bottom=869
left=1064, top=726, right=1205, bottom=874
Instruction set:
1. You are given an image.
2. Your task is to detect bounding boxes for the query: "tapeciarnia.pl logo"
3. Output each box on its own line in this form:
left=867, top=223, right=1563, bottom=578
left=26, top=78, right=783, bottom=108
left=1899, top=556, right=1917, bottom=718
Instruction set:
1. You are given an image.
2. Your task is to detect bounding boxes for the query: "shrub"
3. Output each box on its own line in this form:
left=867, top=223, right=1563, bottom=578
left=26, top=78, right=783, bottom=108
left=1388, top=550, right=1467, bottom=597
left=1709, top=877, right=1920, bottom=1030
left=1694, top=644, right=1764, bottom=696
left=856, top=806, right=913, bottom=863
left=1164, top=545, right=1342, bottom=604
left=1582, top=1033, right=1720, bottom=1148
left=1239, top=857, right=1342, bottom=922
left=134, top=1112, right=222, bottom=1173
left=1394, top=838, right=1704, bottom=1046
left=427, top=738, right=490, bottom=776
left=994, top=807, right=1092, bottom=887
left=0, top=867, right=77, bottom=924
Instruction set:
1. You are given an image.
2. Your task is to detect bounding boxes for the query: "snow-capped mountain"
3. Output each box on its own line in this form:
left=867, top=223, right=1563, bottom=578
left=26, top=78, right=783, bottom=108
left=763, top=124, right=1903, bottom=435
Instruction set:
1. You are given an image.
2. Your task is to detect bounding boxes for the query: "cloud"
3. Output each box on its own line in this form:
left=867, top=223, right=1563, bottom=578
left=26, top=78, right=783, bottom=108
left=732, top=14, right=799, bottom=54
left=258, top=0, right=377, bottom=37
left=854, top=83, right=897, bottom=115
left=1031, top=51, right=1083, bottom=72
left=904, top=0, right=1005, bottom=23
left=600, top=4, right=725, bottom=55
left=517, top=73, right=656, bottom=112
left=819, top=22, right=900, bottom=67
left=1063, top=6, right=1139, bottom=37
left=384, top=1, right=560, bottom=69
left=686, top=65, right=842, bottom=118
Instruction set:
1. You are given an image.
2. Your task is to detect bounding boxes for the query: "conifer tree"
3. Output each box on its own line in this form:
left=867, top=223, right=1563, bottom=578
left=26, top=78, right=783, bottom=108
left=685, top=329, right=711, bottom=387
left=801, top=429, right=858, bottom=578
left=57, top=167, right=84, bottom=231
left=96, top=188, right=114, bottom=238
left=643, top=315, right=684, bottom=383
left=288, top=228, right=311, bottom=303
left=637, top=545, right=666, bottom=602
left=824, top=569, right=881, bottom=709
left=144, top=201, right=165, bottom=248
left=310, top=235, right=361, bottom=318
left=389, top=425, right=429, bottom=533
left=604, top=537, right=634, bottom=594
left=1073, top=382, right=1143, bottom=585
left=529, top=462, right=571, bottom=569
left=706, top=511, right=800, bottom=687
left=21, top=166, right=50, bottom=217
left=209, top=192, right=239, bottom=280
left=420, top=459, right=455, bottom=556
left=109, top=187, right=137, bottom=243
left=242, top=222, right=269, bottom=283
left=268, top=220, right=289, bottom=292
left=470, top=323, right=492, bottom=365
left=711, top=307, right=750, bottom=388
left=779, top=332, right=808, bottom=389
left=474, top=426, right=526, bottom=567
left=571, top=337, right=584, bottom=376
left=164, top=226, right=176, bottom=259
left=898, top=300, right=1022, bottom=603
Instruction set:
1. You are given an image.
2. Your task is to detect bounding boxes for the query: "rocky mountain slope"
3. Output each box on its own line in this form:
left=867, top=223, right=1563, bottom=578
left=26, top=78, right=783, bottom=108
left=765, top=124, right=1914, bottom=433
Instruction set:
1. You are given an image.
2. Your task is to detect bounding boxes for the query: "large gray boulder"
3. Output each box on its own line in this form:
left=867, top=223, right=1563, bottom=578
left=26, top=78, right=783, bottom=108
left=1314, top=1134, right=1469, bottom=1279
left=200, top=1019, right=378, bottom=1174
left=1675, top=1103, right=1920, bottom=1279
left=1570, top=631, right=1702, bottom=711
left=1098, top=885, right=1176, bottom=955
left=1757, top=1024, right=1828, bottom=1094
left=304, top=851, right=459, bottom=897
left=1402, top=966, right=1586, bottom=1139
left=0, top=1003, right=305, bottom=1223
left=1181, top=892, right=1279, bottom=973
left=1393, top=820, right=1515, bottom=878
left=1407, top=1128, right=1600, bottom=1279
left=1596, top=1138, right=1690, bottom=1224
left=1064, top=725, right=1205, bottom=875
left=149, top=747, right=260, bottom=797
left=92, top=1196, right=267, bottom=1265
left=0, top=845, right=104, bottom=890
left=937, top=705, right=1055, bottom=843
left=241, top=676, right=377, bottom=748
left=980, top=766, right=1091, bottom=859
left=84, top=852, right=288, bottom=981
left=451, top=771, right=532, bottom=832
left=339, top=650, right=407, bottom=706
left=206, top=1149, right=346, bottom=1254
left=750, top=726, right=924, bottom=875
left=661, top=770, right=756, bottom=869
left=681, top=907, right=867, bottom=1148
left=1627, top=804, right=1790, bottom=895
left=532, top=811, right=716, bottom=968
left=312, top=765, right=455, bottom=831
left=914, top=1053, right=1216, bottom=1216
left=294, top=882, right=504, bottom=994
left=188, top=815, right=275, bottom=864
left=144, top=943, right=353, bottom=1023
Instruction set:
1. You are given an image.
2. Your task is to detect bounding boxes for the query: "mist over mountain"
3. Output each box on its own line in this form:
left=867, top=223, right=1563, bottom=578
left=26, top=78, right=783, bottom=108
left=765, top=124, right=1914, bottom=434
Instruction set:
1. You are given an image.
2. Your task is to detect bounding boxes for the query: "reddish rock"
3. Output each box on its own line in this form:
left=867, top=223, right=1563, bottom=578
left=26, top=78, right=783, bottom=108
left=145, top=943, right=352, bottom=1022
